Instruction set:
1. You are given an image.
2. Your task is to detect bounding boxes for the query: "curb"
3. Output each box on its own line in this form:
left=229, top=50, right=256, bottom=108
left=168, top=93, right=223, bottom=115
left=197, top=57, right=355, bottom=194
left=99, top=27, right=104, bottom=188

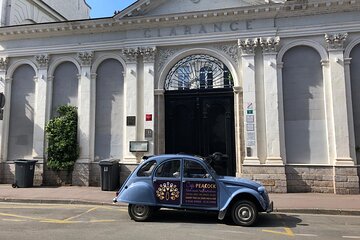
left=275, top=208, right=360, bottom=216
left=0, top=198, right=127, bottom=207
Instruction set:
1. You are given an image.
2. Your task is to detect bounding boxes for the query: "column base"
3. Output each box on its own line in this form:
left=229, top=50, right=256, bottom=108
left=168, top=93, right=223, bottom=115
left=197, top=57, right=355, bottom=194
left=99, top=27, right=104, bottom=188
left=243, top=157, right=260, bottom=165
left=265, top=157, right=284, bottom=165
left=335, top=158, right=355, bottom=166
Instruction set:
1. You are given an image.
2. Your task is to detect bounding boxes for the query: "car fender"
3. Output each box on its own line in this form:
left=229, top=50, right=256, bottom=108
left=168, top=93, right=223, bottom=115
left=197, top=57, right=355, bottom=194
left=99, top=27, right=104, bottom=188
left=118, top=181, right=156, bottom=206
left=218, top=188, right=266, bottom=219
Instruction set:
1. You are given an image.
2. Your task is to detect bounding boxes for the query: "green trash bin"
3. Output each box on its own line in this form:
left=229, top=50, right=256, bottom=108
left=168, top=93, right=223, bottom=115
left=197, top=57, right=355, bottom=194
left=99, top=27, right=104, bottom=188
left=99, top=159, right=119, bottom=191
left=13, top=160, right=38, bottom=188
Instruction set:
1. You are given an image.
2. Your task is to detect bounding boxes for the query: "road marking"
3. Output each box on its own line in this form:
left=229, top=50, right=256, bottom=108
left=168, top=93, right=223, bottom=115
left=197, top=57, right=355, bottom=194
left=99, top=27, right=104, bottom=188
left=343, top=236, right=360, bottom=239
left=2, top=218, right=26, bottom=222
left=63, top=207, right=99, bottom=221
left=296, top=234, right=318, bottom=237
left=90, top=219, right=116, bottom=223
left=262, top=227, right=295, bottom=237
left=0, top=212, right=58, bottom=222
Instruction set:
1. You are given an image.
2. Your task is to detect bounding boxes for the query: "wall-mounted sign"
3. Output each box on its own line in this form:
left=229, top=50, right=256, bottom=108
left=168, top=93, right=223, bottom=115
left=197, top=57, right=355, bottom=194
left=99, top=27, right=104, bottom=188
left=126, top=116, right=136, bottom=126
left=145, top=129, right=153, bottom=138
left=129, top=141, right=149, bottom=152
left=146, top=114, right=152, bottom=121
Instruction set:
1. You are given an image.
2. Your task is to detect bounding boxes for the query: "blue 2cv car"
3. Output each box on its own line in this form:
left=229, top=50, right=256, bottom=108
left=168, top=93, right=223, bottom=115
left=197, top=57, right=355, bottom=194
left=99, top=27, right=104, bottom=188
left=113, top=154, right=273, bottom=226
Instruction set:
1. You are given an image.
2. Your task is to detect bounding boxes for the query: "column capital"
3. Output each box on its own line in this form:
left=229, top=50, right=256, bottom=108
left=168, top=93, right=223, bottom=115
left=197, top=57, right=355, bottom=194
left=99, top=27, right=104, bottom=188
left=260, top=36, right=280, bottom=53
left=34, top=54, right=50, bottom=69
left=0, top=57, right=9, bottom=71
left=123, top=48, right=139, bottom=63
left=140, top=47, right=156, bottom=63
left=77, top=51, right=94, bottom=66
left=325, top=33, right=348, bottom=51
left=238, top=38, right=258, bottom=55
left=344, top=58, right=352, bottom=65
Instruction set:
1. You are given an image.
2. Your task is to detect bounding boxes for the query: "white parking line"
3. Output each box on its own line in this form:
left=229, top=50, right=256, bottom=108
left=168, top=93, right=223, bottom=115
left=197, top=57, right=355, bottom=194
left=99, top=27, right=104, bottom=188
left=296, top=234, right=318, bottom=237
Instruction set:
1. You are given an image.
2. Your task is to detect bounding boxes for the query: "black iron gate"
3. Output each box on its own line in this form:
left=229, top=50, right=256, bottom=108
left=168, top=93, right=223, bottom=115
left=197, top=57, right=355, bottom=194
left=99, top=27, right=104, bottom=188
left=165, top=88, right=235, bottom=176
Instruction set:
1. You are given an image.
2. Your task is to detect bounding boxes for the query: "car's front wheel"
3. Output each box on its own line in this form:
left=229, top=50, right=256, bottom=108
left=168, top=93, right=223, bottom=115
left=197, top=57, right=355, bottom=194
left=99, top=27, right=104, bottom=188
left=128, top=204, right=153, bottom=222
left=231, top=200, right=258, bottom=226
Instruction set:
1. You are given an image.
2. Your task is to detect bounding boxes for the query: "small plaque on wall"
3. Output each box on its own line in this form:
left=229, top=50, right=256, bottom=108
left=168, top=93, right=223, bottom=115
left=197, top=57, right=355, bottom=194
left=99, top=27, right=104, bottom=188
left=127, top=116, right=136, bottom=126
left=129, top=141, right=149, bottom=152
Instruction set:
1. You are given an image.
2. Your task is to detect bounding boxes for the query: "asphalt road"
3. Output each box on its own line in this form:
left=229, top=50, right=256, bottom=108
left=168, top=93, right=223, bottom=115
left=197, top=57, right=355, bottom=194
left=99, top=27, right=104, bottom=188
left=0, top=202, right=360, bottom=240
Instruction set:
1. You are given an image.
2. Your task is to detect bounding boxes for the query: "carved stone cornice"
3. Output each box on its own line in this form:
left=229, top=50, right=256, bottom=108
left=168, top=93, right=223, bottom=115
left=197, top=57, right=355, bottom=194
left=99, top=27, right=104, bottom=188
left=0, top=57, right=9, bottom=71
left=77, top=51, right=94, bottom=66
left=238, top=38, right=258, bottom=55
left=156, top=48, right=178, bottom=70
left=216, top=44, right=239, bottom=63
left=140, top=47, right=156, bottom=63
left=35, top=54, right=49, bottom=68
left=123, top=48, right=139, bottom=63
left=325, top=33, right=348, bottom=50
left=259, top=37, right=280, bottom=53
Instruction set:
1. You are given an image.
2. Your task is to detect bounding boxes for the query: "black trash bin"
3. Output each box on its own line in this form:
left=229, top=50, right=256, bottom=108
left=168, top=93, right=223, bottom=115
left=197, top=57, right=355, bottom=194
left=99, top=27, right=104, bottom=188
left=99, top=159, right=119, bottom=191
left=13, top=160, right=38, bottom=188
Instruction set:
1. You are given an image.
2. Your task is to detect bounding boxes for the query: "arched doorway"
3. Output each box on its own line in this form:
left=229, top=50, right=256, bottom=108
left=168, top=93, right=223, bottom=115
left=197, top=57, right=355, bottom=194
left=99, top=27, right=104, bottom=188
left=164, top=54, right=235, bottom=175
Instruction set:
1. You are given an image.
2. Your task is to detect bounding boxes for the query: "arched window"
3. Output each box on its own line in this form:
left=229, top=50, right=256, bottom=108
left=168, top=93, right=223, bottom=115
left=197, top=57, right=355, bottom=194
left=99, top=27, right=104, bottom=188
left=165, top=54, right=233, bottom=91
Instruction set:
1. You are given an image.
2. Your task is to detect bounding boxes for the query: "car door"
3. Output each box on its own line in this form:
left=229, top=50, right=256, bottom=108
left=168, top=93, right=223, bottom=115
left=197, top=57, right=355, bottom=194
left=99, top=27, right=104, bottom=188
left=181, top=159, right=218, bottom=209
left=153, top=159, right=182, bottom=206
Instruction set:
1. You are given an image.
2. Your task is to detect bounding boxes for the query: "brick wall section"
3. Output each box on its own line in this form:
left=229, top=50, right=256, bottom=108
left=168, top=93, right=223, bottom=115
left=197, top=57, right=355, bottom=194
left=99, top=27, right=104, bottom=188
left=334, top=166, right=359, bottom=195
left=241, top=166, right=287, bottom=193
left=286, top=166, right=334, bottom=193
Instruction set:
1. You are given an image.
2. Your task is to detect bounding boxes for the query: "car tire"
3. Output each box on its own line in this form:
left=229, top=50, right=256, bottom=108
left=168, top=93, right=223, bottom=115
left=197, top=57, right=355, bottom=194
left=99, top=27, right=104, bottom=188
left=128, top=204, right=153, bottom=222
left=231, top=200, right=258, bottom=226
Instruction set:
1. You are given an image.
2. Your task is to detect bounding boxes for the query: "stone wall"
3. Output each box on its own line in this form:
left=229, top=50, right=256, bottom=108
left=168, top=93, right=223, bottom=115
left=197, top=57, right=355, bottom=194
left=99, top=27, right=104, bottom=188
left=43, top=169, right=72, bottom=186
left=286, top=166, right=334, bottom=193
left=90, top=162, right=101, bottom=187
left=241, top=165, right=287, bottom=193
left=334, top=166, right=359, bottom=194
left=72, top=162, right=90, bottom=186
left=0, top=161, right=43, bottom=186
left=120, top=164, right=138, bottom=187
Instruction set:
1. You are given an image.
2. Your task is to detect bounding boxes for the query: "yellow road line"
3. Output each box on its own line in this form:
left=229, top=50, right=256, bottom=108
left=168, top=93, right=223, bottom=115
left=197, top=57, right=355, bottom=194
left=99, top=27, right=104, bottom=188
left=0, top=212, right=60, bottom=222
left=262, top=227, right=295, bottom=237
left=2, top=218, right=26, bottom=222
left=63, top=207, right=99, bottom=221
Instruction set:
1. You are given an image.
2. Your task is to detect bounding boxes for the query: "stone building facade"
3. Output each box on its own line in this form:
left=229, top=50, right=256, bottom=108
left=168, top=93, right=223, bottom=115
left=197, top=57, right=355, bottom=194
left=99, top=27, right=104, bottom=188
left=0, top=0, right=360, bottom=194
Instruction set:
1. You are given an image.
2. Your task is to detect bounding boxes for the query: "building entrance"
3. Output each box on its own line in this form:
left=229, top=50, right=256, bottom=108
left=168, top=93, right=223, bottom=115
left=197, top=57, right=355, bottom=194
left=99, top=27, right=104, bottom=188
left=164, top=54, right=235, bottom=176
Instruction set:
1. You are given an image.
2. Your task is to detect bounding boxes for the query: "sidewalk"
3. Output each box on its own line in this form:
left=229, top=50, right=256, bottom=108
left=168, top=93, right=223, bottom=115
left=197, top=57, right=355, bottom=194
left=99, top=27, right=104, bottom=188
left=0, top=184, right=360, bottom=215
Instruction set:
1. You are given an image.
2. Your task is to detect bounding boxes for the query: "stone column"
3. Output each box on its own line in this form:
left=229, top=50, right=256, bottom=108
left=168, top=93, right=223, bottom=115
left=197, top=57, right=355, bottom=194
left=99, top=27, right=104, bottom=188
left=33, top=55, right=49, bottom=160
left=325, top=33, right=354, bottom=166
left=123, top=48, right=139, bottom=163
left=141, top=47, right=156, bottom=156
left=0, top=57, right=8, bottom=163
left=238, top=38, right=260, bottom=165
left=73, top=51, right=93, bottom=186
left=260, top=37, right=283, bottom=165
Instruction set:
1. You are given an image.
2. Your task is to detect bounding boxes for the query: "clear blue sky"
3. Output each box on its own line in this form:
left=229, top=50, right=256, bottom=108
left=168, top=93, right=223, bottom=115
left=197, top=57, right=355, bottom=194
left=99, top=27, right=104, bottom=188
left=87, top=0, right=137, bottom=18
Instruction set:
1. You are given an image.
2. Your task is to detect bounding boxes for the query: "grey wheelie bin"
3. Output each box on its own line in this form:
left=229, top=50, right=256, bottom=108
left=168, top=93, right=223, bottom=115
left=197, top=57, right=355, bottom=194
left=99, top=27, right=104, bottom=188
left=99, top=159, right=119, bottom=191
left=12, top=160, right=38, bottom=188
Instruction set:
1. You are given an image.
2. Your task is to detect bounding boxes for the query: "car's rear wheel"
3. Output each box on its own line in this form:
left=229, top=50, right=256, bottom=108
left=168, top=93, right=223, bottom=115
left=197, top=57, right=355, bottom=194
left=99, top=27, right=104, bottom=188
left=231, top=200, right=258, bottom=226
left=128, top=204, right=153, bottom=221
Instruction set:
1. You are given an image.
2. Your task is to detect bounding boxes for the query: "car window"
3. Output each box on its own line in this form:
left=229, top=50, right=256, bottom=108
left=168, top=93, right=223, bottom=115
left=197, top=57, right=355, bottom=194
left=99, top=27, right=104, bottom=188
left=137, top=160, right=157, bottom=177
left=155, top=160, right=180, bottom=178
left=184, top=160, right=210, bottom=179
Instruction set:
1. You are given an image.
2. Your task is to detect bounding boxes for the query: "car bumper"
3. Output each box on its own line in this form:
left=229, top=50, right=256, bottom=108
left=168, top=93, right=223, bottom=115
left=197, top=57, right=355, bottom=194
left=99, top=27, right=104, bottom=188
left=266, top=201, right=273, bottom=213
